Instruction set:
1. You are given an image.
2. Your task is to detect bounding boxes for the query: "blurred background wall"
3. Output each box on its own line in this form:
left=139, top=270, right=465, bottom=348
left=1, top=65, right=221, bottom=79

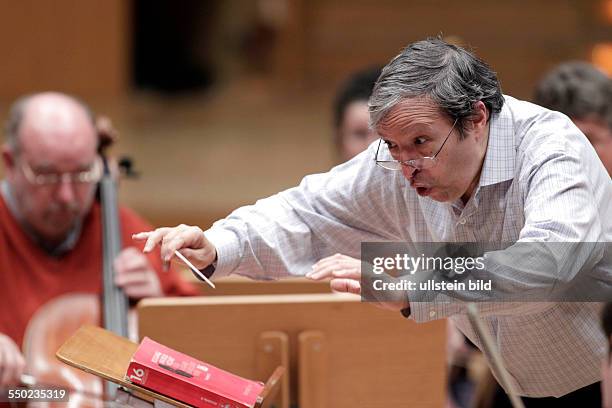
left=0, top=0, right=611, bottom=228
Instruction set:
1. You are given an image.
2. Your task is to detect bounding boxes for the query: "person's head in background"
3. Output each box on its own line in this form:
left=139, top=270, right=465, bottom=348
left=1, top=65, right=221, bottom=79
left=2, top=92, right=100, bottom=247
left=534, top=62, right=612, bottom=176
left=333, top=66, right=382, bottom=162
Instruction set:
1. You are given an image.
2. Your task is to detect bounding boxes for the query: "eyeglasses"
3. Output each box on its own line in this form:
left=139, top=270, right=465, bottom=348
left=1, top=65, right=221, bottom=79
left=20, top=158, right=102, bottom=186
left=374, top=118, right=458, bottom=171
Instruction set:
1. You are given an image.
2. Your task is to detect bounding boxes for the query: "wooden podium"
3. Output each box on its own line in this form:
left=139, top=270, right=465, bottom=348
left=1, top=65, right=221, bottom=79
left=56, top=325, right=284, bottom=408
left=138, top=294, right=447, bottom=408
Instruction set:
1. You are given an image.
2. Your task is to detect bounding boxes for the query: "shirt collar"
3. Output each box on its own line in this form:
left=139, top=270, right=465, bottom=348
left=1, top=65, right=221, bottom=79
left=1, top=180, right=22, bottom=224
left=477, top=99, right=516, bottom=187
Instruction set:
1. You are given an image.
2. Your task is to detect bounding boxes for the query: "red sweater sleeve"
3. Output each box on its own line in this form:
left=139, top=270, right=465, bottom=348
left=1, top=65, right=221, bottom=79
left=118, top=207, right=199, bottom=297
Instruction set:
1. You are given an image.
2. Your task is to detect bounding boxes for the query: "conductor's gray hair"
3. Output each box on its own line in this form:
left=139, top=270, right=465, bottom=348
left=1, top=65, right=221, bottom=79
left=369, top=38, right=504, bottom=138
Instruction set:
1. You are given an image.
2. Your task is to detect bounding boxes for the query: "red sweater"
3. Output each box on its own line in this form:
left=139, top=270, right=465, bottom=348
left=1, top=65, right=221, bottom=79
left=0, top=196, right=198, bottom=346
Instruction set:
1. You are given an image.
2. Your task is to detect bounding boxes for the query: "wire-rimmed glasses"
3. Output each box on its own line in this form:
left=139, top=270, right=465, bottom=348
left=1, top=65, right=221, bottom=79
left=375, top=118, right=458, bottom=171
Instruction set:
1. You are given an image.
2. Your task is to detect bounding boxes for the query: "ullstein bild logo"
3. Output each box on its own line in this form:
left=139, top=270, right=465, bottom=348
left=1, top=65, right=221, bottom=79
left=370, top=278, right=491, bottom=292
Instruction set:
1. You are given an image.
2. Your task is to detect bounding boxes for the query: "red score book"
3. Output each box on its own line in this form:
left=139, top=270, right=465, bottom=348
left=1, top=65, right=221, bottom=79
left=125, top=337, right=264, bottom=408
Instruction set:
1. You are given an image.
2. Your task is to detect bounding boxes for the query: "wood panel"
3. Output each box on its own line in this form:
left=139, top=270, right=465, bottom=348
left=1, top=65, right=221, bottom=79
left=0, top=0, right=129, bottom=100
left=271, top=0, right=611, bottom=98
left=138, top=294, right=446, bottom=408
left=193, top=276, right=331, bottom=297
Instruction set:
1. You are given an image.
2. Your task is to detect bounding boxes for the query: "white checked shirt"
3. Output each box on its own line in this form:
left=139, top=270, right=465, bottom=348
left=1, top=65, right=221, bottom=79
left=205, top=95, right=612, bottom=397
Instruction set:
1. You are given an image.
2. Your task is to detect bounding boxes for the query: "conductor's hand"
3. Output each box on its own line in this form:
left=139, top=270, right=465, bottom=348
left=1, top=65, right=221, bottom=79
left=132, top=224, right=217, bottom=270
left=307, top=253, right=409, bottom=312
left=307, top=253, right=362, bottom=295
left=0, top=333, right=25, bottom=386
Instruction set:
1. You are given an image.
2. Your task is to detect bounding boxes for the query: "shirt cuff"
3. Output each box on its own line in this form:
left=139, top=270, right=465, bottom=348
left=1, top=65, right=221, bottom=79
left=409, top=295, right=465, bottom=323
left=203, top=227, right=241, bottom=278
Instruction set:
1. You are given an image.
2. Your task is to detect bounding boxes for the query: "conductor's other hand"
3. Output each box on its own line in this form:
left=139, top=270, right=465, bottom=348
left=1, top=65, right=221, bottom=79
left=307, top=253, right=362, bottom=295
left=0, top=333, right=25, bottom=386
left=307, top=253, right=409, bottom=312
left=132, top=224, right=217, bottom=270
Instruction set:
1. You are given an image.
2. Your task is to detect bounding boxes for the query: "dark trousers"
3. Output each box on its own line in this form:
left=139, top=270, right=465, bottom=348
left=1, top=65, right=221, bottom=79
left=493, top=381, right=601, bottom=408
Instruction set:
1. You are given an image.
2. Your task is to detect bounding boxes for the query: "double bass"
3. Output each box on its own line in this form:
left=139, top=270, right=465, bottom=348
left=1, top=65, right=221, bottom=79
left=18, top=117, right=135, bottom=407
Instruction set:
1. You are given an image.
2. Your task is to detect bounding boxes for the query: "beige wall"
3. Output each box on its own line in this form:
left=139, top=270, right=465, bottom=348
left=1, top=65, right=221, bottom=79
left=0, top=0, right=610, bottom=228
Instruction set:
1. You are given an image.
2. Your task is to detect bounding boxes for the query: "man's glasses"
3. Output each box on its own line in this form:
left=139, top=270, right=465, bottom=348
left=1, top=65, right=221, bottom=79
left=21, top=158, right=102, bottom=186
left=374, top=118, right=458, bottom=171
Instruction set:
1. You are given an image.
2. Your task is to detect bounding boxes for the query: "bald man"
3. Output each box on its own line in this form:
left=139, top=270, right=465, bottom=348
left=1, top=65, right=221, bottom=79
left=0, top=92, right=196, bottom=386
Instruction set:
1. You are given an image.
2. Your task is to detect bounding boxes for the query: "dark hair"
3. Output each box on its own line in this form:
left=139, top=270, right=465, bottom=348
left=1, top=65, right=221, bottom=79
left=534, top=61, right=612, bottom=129
left=333, top=66, right=381, bottom=129
left=370, top=37, right=504, bottom=138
